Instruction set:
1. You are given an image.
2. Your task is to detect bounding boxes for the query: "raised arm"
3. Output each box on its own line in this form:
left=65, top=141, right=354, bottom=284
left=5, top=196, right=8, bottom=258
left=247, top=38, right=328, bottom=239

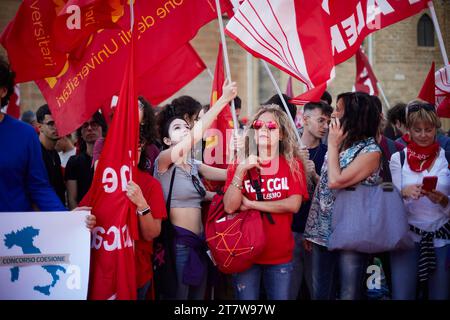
left=157, top=81, right=237, bottom=172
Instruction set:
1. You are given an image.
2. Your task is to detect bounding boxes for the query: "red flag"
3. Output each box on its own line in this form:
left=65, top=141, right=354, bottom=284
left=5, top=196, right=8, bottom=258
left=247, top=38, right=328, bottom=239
left=86, top=38, right=139, bottom=300
left=226, top=0, right=428, bottom=104
left=204, top=43, right=234, bottom=177
left=52, top=0, right=122, bottom=57
left=4, top=85, right=20, bottom=119
left=285, top=76, right=293, bottom=97
left=0, top=0, right=67, bottom=82
left=354, top=47, right=379, bottom=95
left=290, top=82, right=327, bottom=105
left=138, top=44, right=206, bottom=105
left=435, top=65, right=450, bottom=118
left=35, top=0, right=229, bottom=136
left=418, top=62, right=435, bottom=104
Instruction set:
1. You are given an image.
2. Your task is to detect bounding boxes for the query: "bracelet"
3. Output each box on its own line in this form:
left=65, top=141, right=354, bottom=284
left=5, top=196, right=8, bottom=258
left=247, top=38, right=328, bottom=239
left=230, top=180, right=243, bottom=190
left=233, top=174, right=243, bottom=181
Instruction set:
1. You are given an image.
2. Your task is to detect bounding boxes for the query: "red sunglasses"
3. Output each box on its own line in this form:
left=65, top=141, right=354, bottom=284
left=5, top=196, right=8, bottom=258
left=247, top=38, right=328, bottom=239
left=252, top=119, right=279, bottom=130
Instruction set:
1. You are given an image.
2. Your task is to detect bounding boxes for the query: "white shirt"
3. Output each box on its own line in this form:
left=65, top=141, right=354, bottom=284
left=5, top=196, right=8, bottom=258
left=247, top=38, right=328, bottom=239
left=390, top=148, right=450, bottom=247
left=58, top=148, right=76, bottom=168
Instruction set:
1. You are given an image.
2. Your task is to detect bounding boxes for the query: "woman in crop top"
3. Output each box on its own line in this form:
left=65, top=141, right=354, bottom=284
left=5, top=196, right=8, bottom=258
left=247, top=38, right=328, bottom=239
left=154, top=80, right=238, bottom=300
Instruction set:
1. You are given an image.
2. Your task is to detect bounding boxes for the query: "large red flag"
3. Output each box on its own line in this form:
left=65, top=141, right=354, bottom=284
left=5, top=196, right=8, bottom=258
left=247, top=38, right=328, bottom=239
left=0, top=0, right=67, bottom=82
left=35, top=0, right=229, bottom=136
left=226, top=0, right=428, bottom=104
left=85, top=37, right=139, bottom=300
left=354, top=47, right=379, bottom=95
left=436, top=65, right=450, bottom=118
left=418, top=62, right=435, bottom=104
left=203, top=43, right=234, bottom=190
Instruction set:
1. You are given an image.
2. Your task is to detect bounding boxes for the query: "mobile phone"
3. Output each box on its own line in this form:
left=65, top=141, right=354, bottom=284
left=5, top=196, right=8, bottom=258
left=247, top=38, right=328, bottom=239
left=422, top=176, right=438, bottom=192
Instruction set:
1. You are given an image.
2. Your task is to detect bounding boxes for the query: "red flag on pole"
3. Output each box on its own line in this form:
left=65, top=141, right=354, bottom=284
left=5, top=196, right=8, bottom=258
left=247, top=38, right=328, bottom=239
left=354, top=48, right=379, bottom=95
left=33, top=0, right=227, bottom=136
left=204, top=43, right=234, bottom=178
left=226, top=0, right=428, bottom=104
left=418, top=62, right=435, bottom=104
left=84, top=37, right=139, bottom=300
left=4, top=85, right=20, bottom=119
left=435, top=65, right=450, bottom=118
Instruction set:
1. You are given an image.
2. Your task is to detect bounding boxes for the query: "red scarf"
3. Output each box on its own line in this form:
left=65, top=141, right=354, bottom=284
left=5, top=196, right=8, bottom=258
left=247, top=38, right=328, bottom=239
left=402, top=134, right=440, bottom=172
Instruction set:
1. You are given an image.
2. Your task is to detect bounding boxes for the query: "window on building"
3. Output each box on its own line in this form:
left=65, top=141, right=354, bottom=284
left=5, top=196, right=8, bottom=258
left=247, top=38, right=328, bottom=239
left=417, top=14, right=434, bottom=47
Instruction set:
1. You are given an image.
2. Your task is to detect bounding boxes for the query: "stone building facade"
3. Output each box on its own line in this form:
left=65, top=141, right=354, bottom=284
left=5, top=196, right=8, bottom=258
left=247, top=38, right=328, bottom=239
left=1, top=0, right=449, bottom=130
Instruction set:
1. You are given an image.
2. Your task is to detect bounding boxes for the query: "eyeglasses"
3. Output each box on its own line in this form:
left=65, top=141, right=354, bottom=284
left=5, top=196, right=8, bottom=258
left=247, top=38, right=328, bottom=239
left=44, top=121, right=56, bottom=127
left=81, top=121, right=100, bottom=130
left=191, top=175, right=206, bottom=198
left=307, top=116, right=331, bottom=126
left=252, top=119, right=279, bottom=130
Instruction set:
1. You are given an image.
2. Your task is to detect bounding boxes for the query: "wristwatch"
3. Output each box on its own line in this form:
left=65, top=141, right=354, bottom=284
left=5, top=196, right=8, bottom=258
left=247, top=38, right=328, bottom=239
left=137, top=207, right=151, bottom=216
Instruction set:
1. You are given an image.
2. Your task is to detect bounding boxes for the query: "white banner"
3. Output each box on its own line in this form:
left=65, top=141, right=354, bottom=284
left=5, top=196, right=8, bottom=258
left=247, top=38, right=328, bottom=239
left=0, top=211, right=91, bottom=300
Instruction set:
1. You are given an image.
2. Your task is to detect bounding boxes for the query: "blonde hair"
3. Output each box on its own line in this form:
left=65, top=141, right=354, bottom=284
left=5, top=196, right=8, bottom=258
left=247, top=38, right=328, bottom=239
left=406, top=100, right=441, bottom=129
left=243, top=104, right=305, bottom=181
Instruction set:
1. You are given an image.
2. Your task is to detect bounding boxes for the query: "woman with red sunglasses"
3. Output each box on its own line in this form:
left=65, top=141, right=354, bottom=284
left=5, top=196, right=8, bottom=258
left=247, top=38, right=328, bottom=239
left=223, top=105, right=309, bottom=300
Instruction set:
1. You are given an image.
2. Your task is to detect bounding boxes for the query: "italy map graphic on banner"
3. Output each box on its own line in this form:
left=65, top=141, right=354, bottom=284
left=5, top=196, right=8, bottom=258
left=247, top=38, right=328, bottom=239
left=0, top=211, right=91, bottom=300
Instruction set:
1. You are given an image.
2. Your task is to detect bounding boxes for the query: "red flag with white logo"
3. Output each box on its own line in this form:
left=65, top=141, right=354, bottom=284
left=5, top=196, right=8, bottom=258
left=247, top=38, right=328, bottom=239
left=226, top=0, right=428, bottom=104
left=354, top=47, right=379, bottom=96
left=85, top=37, right=139, bottom=300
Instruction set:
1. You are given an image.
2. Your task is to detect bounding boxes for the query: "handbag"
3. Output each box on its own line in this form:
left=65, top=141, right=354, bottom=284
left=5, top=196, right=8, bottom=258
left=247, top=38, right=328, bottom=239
left=328, top=144, right=413, bottom=253
left=205, top=168, right=273, bottom=274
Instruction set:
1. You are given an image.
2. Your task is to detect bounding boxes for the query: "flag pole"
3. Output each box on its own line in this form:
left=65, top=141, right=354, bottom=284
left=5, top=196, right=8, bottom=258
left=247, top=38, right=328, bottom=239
left=261, top=60, right=303, bottom=147
left=214, top=0, right=239, bottom=131
left=428, top=1, right=449, bottom=66
left=377, top=82, right=390, bottom=114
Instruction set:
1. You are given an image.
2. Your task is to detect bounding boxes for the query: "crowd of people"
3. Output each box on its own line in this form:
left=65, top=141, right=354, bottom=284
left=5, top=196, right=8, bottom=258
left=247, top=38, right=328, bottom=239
left=1, top=54, right=449, bottom=300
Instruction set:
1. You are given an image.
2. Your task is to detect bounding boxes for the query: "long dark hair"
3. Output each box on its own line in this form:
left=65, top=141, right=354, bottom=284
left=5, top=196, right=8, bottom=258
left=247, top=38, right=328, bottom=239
left=336, top=92, right=380, bottom=150
left=76, top=111, right=107, bottom=153
left=0, top=56, right=15, bottom=107
left=137, top=96, right=158, bottom=171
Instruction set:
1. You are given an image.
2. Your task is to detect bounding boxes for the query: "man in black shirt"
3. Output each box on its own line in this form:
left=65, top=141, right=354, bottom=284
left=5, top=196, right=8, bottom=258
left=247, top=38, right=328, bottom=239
left=65, top=111, right=106, bottom=209
left=36, top=104, right=66, bottom=205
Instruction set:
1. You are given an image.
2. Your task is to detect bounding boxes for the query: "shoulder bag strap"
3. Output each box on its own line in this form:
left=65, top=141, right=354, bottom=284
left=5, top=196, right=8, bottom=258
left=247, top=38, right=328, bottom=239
left=166, top=166, right=177, bottom=214
left=248, top=168, right=275, bottom=225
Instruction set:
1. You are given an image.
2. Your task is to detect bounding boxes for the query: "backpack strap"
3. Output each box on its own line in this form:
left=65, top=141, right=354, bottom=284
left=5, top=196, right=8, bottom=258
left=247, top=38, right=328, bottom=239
left=166, top=166, right=177, bottom=214
left=400, top=149, right=406, bottom=168
left=248, top=168, right=275, bottom=225
left=385, top=138, right=397, bottom=159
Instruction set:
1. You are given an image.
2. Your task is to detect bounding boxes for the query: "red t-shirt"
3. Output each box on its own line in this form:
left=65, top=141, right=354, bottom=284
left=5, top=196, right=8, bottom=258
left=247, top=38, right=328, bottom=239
left=225, top=156, right=308, bottom=265
left=134, top=170, right=167, bottom=288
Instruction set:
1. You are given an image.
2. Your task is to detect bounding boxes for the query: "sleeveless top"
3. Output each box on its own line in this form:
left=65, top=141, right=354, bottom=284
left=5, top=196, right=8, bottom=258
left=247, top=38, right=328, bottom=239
left=153, top=156, right=206, bottom=209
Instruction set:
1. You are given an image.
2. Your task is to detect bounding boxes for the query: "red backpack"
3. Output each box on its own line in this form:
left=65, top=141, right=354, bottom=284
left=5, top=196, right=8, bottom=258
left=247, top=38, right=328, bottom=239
left=205, top=169, right=274, bottom=274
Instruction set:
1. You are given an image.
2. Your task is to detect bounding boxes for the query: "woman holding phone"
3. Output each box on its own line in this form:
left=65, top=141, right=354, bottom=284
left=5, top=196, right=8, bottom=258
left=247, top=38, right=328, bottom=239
left=389, top=100, right=450, bottom=300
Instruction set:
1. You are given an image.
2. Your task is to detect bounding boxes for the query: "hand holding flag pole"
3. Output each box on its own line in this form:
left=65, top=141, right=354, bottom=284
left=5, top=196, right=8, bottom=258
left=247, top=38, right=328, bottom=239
left=214, top=0, right=239, bottom=132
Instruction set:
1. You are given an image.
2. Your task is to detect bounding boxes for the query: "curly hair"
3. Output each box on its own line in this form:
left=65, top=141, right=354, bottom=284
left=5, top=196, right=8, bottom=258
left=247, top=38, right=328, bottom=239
left=156, top=103, right=187, bottom=149
left=336, top=92, right=380, bottom=150
left=0, top=56, right=15, bottom=107
left=170, top=95, right=202, bottom=124
left=244, top=104, right=305, bottom=182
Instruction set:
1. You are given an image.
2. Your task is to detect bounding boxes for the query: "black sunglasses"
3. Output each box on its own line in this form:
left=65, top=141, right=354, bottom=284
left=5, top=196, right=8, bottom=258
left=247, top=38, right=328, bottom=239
left=191, top=175, right=206, bottom=198
left=407, top=103, right=435, bottom=113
